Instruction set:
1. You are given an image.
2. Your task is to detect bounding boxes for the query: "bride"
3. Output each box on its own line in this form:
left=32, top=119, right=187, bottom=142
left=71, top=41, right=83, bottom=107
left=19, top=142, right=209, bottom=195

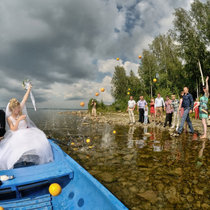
left=0, top=84, right=53, bottom=170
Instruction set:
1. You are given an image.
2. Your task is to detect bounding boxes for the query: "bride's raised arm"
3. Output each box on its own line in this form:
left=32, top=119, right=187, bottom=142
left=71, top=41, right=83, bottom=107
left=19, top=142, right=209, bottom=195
left=20, top=84, right=32, bottom=109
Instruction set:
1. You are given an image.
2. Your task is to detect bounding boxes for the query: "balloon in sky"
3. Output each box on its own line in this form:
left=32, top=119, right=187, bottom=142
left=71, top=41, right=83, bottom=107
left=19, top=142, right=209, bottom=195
left=116, top=58, right=120, bottom=61
left=153, top=78, right=157, bottom=83
left=100, top=88, right=105, bottom=92
left=95, top=92, right=99, bottom=96
left=138, top=55, right=142, bottom=59
left=80, top=102, right=85, bottom=107
left=127, top=92, right=130, bottom=95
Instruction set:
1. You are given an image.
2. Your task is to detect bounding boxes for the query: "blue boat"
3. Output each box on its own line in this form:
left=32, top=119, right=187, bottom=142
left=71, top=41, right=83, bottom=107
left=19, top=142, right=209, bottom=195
left=0, top=140, right=128, bottom=210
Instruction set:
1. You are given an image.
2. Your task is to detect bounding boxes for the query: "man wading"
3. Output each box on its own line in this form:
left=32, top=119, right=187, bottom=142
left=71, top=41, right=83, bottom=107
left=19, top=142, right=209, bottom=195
left=177, top=87, right=194, bottom=136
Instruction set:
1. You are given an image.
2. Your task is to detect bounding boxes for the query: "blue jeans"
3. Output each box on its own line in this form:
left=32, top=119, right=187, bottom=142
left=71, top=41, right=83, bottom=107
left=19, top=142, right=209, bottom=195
left=178, top=108, right=194, bottom=134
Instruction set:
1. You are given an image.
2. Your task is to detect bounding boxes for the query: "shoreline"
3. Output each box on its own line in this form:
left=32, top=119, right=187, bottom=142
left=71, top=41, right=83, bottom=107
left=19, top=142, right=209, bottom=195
left=60, top=111, right=210, bottom=140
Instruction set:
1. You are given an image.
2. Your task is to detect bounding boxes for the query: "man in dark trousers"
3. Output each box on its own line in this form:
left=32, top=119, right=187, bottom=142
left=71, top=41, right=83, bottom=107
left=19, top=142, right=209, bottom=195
left=0, top=109, right=6, bottom=140
left=177, top=87, right=194, bottom=135
left=137, top=96, right=147, bottom=123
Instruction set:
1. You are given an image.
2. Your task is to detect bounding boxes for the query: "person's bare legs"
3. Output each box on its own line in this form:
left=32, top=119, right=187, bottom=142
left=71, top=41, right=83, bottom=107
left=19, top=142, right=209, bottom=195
left=200, top=118, right=207, bottom=139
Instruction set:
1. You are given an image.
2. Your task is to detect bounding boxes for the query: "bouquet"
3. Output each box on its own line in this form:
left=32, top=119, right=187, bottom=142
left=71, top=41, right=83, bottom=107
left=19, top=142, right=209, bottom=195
left=22, top=79, right=37, bottom=111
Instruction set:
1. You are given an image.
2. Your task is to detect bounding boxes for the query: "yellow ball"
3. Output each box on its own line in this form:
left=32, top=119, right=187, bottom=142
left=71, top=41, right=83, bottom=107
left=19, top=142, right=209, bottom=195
left=0, top=207, right=4, bottom=210
left=100, top=88, right=105, bottom=92
left=116, top=57, right=120, bottom=61
left=153, top=78, right=157, bottom=83
left=49, top=183, right=62, bottom=196
left=127, top=92, right=130, bottom=95
left=138, top=55, right=142, bottom=59
left=71, top=142, right=75, bottom=146
left=86, top=138, right=91, bottom=143
left=80, top=102, right=85, bottom=107
left=113, top=130, right=116, bottom=134
left=128, top=88, right=131, bottom=91
left=95, top=92, right=99, bottom=96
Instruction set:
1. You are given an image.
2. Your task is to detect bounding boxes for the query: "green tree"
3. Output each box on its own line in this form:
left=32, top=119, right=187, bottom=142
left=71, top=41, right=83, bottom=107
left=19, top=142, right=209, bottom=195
left=111, top=66, right=128, bottom=102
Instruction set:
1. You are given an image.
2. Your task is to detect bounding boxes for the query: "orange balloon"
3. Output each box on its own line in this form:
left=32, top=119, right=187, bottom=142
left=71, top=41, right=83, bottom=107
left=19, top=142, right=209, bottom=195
left=100, top=88, right=105, bottom=92
left=80, top=102, right=85, bottom=107
left=138, top=55, right=142, bottom=59
left=116, top=58, right=120, bottom=61
left=95, top=92, right=99, bottom=96
left=153, top=78, right=157, bottom=83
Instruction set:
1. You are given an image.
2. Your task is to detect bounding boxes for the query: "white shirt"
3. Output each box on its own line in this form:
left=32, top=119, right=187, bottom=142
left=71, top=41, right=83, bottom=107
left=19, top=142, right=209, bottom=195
left=144, top=108, right=148, bottom=116
left=128, top=100, right=136, bottom=109
left=155, top=97, right=165, bottom=108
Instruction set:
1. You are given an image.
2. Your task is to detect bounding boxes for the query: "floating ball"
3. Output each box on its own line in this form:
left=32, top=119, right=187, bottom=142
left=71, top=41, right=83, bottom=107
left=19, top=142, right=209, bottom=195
left=95, top=92, right=99, bottom=96
left=80, top=102, right=85, bottom=107
left=100, top=88, right=105, bottom=92
left=127, top=92, right=130, bottom=95
left=86, top=138, right=91, bottom=143
left=49, top=183, right=62, bottom=196
left=0, top=207, right=4, bottom=210
left=153, top=78, right=157, bottom=83
left=113, top=130, right=116, bottom=134
left=138, top=55, right=142, bottom=59
left=71, top=142, right=75, bottom=146
left=128, top=88, right=131, bottom=91
left=116, top=58, right=120, bottom=61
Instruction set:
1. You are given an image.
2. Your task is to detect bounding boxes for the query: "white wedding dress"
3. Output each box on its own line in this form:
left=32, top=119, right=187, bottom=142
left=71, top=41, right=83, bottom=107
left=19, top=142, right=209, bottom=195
left=0, top=108, right=53, bottom=170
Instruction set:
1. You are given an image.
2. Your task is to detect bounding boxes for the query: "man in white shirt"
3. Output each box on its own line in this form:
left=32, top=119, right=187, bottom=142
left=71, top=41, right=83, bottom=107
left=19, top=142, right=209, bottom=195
left=127, top=96, right=136, bottom=124
left=155, top=93, right=165, bottom=125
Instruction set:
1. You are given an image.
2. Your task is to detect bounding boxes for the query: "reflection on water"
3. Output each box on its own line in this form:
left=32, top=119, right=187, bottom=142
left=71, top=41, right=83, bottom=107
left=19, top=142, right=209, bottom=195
left=30, top=110, right=210, bottom=209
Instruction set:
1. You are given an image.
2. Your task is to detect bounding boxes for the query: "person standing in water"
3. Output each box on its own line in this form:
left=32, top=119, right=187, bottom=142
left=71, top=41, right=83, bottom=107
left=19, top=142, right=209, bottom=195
left=164, top=96, right=173, bottom=127
left=137, top=96, right=147, bottom=123
left=177, top=87, right=194, bottom=135
left=171, top=95, right=180, bottom=131
left=127, top=96, right=136, bottom=124
left=91, top=99, right=97, bottom=117
left=155, top=93, right=165, bottom=125
left=195, top=76, right=209, bottom=139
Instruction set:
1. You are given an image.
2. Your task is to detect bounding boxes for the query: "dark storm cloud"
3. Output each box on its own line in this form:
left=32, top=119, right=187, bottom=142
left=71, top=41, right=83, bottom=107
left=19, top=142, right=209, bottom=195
left=0, top=0, right=195, bottom=107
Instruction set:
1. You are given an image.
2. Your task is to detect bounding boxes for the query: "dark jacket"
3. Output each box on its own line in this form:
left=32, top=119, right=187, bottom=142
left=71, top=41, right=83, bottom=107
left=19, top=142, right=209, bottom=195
left=0, top=110, right=6, bottom=137
left=182, top=93, right=194, bottom=110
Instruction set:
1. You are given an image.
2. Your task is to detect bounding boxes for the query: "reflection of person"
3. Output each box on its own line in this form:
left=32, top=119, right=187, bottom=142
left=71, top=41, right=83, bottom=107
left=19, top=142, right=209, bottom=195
left=155, top=93, right=165, bottom=125
left=193, top=98, right=200, bottom=119
left=91, top=100, right=97, bottom=117
left=0, top=85, right=53, bottom=170
left=0, top=110, right=6, bottom=140
left=199, top=76, right=209, bottom=139
left=171, top=95, right=180, bottom=131
left=177, top=87, right=194, bottom=135
left=127, top=126, right=135, bottom=148
left=164, top=96, right=173, bottom=127
left=137, top=96, right=147, bottom=123
left=127, top=96, right=136, bottom=124
left=144, top=105, right=148, bottom=124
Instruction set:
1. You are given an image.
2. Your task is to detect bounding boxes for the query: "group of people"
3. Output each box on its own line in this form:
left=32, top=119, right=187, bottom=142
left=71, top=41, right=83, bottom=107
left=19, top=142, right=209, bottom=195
left=127, top=76, right=209, bottom=139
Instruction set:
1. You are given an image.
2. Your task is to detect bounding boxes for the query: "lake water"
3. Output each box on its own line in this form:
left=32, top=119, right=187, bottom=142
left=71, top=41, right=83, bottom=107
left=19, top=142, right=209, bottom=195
left=30, top=109, right=209, bottom=209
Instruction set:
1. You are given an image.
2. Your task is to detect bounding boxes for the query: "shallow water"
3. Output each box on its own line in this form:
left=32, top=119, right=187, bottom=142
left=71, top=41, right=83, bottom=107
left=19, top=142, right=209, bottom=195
left=30, top=110, right=210, bottom=209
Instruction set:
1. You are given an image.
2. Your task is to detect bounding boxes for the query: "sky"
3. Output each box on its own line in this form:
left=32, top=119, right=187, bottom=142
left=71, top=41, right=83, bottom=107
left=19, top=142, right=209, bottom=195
left=0, top=0, right=196, bottom=109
